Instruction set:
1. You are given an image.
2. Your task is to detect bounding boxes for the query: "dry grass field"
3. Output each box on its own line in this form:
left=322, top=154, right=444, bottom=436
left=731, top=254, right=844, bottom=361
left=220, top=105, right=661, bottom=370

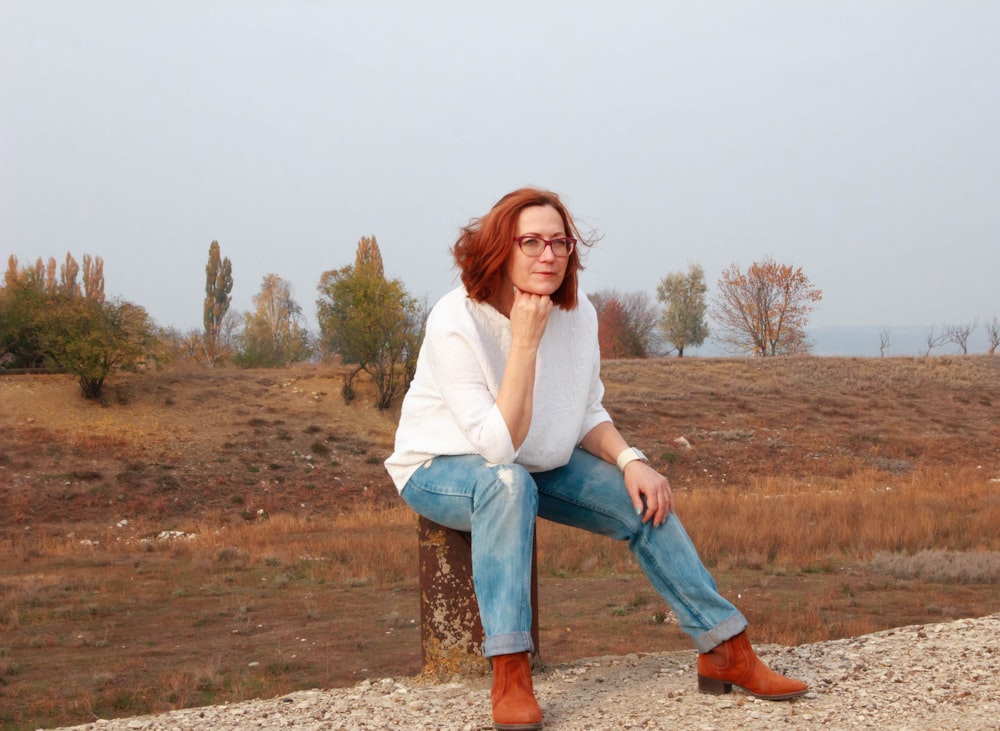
left=2, top=356, right=999, bottom=730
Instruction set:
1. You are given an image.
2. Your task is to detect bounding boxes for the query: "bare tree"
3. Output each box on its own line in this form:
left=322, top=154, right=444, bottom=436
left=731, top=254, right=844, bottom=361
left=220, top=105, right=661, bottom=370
left=922, top=326, right=949, bottom=356
left=218, top=309, right=242, bottom=356
left=879, top=328, right=892, bottom=357
left=943, top=320, right=978, bottom=355
left=986, top=315, right=1000, bottom=355
left=181, top=309, right=243, bottom=367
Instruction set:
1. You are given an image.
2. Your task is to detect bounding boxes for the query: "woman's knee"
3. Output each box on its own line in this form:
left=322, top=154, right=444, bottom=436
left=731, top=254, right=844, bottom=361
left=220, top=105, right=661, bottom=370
left=475, top=463, right=538, bottom=512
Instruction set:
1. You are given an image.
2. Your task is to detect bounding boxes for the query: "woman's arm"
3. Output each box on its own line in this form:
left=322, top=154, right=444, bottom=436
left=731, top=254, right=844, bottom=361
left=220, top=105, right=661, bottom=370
left=578, top=420, right=629, bottom=464
left=580, top=421, right=674, bottom=527
left=494, top=288, right=553, bottom=450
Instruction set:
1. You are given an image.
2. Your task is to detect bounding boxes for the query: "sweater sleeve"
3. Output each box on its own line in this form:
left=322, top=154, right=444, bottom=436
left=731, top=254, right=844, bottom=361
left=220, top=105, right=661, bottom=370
left=423, top=322, right=517, bottom=465
left=579, top=322, right=613, bottom=441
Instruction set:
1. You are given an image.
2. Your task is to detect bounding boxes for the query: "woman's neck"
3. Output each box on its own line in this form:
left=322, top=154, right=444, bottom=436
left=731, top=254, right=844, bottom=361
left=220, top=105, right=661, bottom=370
left=488, top=285, right=514, bottom=318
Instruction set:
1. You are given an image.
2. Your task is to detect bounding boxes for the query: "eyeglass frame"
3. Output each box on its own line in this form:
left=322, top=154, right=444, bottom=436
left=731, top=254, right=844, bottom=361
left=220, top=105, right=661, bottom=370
left=512, top=235, right=577, bottom=257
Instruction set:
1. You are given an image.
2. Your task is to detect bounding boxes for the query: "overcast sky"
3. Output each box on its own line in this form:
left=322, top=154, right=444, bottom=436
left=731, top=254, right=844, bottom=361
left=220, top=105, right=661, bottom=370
left=2, top=1, right=998, bottom=336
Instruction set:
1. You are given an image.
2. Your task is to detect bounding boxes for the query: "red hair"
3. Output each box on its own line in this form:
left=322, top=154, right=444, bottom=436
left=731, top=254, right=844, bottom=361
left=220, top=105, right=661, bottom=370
left=452, top=188, right=590, bottom=310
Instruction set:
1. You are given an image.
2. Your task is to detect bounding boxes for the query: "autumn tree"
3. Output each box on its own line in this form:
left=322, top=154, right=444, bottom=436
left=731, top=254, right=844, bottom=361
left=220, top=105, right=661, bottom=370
left=656, top=263, right=709, bottom=357
left=0, top=257, right=48, bottom=368
left=593, top=296, right=628, bottom=358
left=4, top=255, right=19, bottom=287
left=235, top=274, right=313, bottom=367
left=1, top=253, right=111, bottom=373
left=354, top=235, right=384, bottom=276
left=82, top=254, right=105, bottom=302
left=589, top=290, right=658, bottom=358
left=40, top=297, right=158, bottom=399
left=710, top=257, right=822, bottom=356
left=316, top=235, right=424, bottom=409
left=59, top=252, right=81, bottom=297
left=202, top=240, right=234, bottom=366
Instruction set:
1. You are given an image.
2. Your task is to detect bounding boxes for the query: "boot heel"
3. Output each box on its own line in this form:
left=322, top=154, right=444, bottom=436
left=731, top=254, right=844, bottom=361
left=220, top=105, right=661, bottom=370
left=698, top=674, right=732, bottom=695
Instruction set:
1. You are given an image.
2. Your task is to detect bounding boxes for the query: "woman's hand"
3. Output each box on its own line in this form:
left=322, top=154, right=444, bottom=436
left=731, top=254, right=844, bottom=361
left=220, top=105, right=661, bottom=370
left=509, top=286, right=553, bottom=351
left=495, top=287, right=553, bottom=450
left=579, top=423, right=676, bottom=528
left=623, top=460, right=674, bottom=527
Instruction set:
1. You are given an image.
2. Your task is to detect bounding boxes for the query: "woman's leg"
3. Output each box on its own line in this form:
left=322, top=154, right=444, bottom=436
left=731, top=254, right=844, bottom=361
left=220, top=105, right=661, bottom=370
left=533, top=448, right=746, bottom=652
left=400, top=455, right=538, bottom=657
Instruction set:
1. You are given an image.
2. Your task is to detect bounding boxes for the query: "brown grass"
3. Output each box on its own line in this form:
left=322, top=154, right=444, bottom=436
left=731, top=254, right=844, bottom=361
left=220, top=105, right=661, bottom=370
left=1, top=356, right=999, bottom=730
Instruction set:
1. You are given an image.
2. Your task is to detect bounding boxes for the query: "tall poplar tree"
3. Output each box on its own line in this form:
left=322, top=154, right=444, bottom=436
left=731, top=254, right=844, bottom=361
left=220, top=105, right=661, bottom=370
left=82, top=254, right=105, bottom=302
left=203, top=240, right=233, bottom=366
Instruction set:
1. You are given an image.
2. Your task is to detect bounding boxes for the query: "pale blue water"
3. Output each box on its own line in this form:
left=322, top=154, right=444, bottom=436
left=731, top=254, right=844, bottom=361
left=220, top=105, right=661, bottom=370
left=686, top=326, right=995, bottom=358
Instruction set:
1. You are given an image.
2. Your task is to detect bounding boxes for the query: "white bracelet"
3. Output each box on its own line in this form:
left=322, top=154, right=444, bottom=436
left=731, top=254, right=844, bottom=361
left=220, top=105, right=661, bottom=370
left=616, top=447, right=648, bottom=472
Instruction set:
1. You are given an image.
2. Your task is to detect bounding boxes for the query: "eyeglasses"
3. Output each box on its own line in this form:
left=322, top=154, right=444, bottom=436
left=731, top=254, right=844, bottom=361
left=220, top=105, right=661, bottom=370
left=513, top=235, right=576, bottom=257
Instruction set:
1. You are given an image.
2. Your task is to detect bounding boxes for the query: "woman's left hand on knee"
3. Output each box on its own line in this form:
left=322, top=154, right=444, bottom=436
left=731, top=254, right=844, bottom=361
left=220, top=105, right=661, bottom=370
left=624, top=462, right=674, bottom=527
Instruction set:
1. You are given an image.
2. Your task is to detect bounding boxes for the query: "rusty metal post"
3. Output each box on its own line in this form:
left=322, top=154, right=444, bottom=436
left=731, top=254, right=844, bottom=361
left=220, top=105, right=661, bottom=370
left=418, top=516, right=539, bottom=677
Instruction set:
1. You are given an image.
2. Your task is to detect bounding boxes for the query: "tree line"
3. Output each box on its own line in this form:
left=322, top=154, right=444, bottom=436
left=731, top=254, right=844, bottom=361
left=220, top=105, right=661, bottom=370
left=592, top=258, right=825, bottom=358
left=3, top=240, right=997, bottom=406
left=1, top=253, right=157, bottom=399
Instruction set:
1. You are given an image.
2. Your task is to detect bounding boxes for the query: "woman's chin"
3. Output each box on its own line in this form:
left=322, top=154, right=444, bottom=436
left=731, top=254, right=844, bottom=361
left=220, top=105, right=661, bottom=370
left=521, top=280, right=562, bottom=296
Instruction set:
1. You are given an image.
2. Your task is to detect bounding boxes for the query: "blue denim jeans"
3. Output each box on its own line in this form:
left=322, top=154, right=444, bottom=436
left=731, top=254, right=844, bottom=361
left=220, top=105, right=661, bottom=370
left=401, top=448, right=747, bottom=657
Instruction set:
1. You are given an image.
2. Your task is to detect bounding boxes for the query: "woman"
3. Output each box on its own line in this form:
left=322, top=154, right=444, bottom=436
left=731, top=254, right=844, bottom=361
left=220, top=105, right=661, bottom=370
left=385, top=188, right=808, bottom=730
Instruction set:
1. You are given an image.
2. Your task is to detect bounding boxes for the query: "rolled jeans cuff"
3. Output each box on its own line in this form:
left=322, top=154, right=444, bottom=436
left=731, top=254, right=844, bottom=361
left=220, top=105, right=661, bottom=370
left=692, top=613, right=748, bottom=653
left=482, top=631, right=535, bottom=658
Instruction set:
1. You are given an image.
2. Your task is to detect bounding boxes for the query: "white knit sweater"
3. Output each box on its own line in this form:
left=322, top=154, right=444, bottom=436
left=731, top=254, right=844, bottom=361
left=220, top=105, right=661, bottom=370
left=384, top=286, right=612, bottom=492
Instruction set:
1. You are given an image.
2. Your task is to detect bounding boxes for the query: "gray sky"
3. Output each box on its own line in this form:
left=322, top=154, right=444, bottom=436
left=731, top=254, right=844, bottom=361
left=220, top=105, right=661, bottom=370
left=2, top=1, right=998, bottom=335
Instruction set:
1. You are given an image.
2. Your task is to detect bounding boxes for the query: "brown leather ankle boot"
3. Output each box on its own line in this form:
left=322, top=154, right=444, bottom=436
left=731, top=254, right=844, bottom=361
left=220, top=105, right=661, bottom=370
left=490, top=652, right=543, bottom=730
left=697, top=631, right=808, bottom=700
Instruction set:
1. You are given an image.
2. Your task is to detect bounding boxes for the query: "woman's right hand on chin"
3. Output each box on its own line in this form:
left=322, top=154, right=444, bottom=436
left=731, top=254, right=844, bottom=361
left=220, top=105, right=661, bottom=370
left=510, top=286, right=553, bottom=351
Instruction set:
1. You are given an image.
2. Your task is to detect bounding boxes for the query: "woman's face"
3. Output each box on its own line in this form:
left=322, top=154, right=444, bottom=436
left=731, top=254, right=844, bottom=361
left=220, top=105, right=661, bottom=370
left=504, top=204, right=570, bottom=297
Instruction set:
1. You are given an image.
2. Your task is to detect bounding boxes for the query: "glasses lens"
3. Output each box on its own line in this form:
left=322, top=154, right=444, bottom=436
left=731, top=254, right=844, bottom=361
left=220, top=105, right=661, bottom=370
left=519, top=237, right=544, bottom=255
left=552, top=238, right=573, bottom=255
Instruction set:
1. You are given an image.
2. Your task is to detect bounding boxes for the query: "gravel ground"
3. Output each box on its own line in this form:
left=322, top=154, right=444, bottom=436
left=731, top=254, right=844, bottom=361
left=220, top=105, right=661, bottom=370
left=48, top=614, right=999, bottom=731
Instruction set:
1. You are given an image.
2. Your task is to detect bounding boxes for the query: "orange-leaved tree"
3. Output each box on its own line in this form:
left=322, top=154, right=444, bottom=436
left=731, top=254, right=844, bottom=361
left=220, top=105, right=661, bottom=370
left=589, top=289, right=658, bottom=358
left=595, top=296, right=629, bottom=359
left=711, top=257, right=822, bottom=356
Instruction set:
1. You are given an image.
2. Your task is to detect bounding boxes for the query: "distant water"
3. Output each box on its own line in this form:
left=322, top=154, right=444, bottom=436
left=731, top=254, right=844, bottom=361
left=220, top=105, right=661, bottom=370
left=686, top=326, right=995, bottom=358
